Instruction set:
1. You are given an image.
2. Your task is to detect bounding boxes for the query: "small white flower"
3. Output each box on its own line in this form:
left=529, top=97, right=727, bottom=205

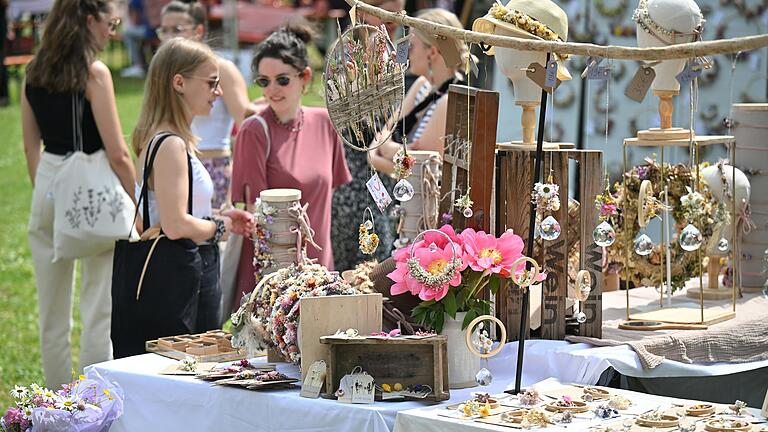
left=10, top=385, right=28, bottom=399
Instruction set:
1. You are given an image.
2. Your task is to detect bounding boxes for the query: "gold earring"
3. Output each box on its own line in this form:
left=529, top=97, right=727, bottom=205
left=359, top=207, right=379, bottom=255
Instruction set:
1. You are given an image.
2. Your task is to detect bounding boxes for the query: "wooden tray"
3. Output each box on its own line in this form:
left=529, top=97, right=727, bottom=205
left=686, top=404, right=716, bottom=416
left=704, top=419, right=752, bottom=432
left=146, top=331, right=245, bottom=363
left=545, top=400, right=590, bottom=413
left=584, top=386, right=610, bottom=400
left=635, top=414, right=680, bottom=428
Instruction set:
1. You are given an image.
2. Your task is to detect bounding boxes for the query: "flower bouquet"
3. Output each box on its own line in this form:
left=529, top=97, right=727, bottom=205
left=387, top=225, right=545, bottom=333
left=2, top=371, right=123, bottom=432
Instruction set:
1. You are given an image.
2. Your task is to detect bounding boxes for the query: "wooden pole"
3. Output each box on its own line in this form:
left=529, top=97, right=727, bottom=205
left=344, top=0, right=768, bottom=60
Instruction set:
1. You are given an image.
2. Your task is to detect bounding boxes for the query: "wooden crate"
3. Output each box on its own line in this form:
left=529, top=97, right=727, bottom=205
left=146, top=331, right=246, bottom=363
left=320, top=336, right=450, bottom=401
left=440, top=84, right=499, bottom=232
left=495, top=148, right=604, bottom=340
left=298, top=294, right=382, bottom=386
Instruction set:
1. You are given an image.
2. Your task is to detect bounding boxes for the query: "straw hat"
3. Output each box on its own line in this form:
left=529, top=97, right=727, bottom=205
left=473, top=0, right=571, bottom=80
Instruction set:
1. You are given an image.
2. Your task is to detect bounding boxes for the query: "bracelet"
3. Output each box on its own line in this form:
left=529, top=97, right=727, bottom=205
left=203, top=216, right=225, bottom=243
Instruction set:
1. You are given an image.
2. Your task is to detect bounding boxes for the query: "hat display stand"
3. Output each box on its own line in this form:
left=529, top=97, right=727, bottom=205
left=395, top=151, right=442, bottom=246
left=632, top=0, right=703, bottom=142
left=731, top=103, right=768, bottom=292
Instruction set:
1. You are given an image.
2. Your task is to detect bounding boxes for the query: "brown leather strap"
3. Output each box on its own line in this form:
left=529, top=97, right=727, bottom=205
left=136, top=234, right=165, bottom=300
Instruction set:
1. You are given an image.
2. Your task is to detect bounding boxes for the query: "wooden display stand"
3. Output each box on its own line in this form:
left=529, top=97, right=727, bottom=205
left=635, top=90, right=692, bottom=141
left=320, top=335, right=450, bottom=401
left=298, top=294, right=382, bottom=388
left=495, top=148, right=604, bottom=340
left=439, top=84, right=498, bottom=233
left=146, top=331, right=245, bottom=362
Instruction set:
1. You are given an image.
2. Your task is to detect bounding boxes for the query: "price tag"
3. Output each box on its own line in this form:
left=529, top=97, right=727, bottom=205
left=351, top=373, right=375, bottom=404
left=526, top=62, right=560, bottom=93
left=544, top=59, right=558, bottom=87
left=395, top=37, right=409, bottom=65
left=580, top=56, right=604, bottom=78
left=335, top=375, right=353, bottom=403
left=366, top=173, right=392, bottom=212
left=624, top=65, right=656, bottom=103
left=588, top=66, right=610, bottom=81
left=433, top=34, right=462, bottom=68
left=469, top=54, right=479, bottom=79
left=300, top=360, right=326, bottom=399
left=675, top=60, right=704, bottom=86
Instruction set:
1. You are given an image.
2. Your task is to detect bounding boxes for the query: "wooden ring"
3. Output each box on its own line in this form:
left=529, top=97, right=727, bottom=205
left=637, top=179, right=653, bottom=228
left=465, top=315, right=507, bottom=359
left=509, top=256, right=540, bottom=288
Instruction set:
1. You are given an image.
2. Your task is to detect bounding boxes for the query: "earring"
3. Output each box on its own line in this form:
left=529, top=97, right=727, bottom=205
left=427, top=57, right=433, bottom=78
left=359, top=207, right=380, bottom=255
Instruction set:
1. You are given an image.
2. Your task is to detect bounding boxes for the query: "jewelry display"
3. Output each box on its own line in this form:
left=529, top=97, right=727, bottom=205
left=594, top=173, right=618, bottom=247
left=532, top=170, right=562, bottom=241
left=406, top=229, right=462, bottom=289
left=392, top=148, right=416, bottom=202
left=454, top=187, right=474, bottom=218
left=358, top=207, right=380, bottom=255
left=464, top=315, right=507, bottom=386
left=518, top=387, right=543, bottom=406
left=679, top=189, right=705, bottom=252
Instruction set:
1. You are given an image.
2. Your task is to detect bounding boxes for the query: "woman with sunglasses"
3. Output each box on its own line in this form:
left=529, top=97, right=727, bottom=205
left=128, top=38, right=254, bottom=343
left=158, top=1, right=260, bottom=210
left=230, top=22, right=351, bottom=308
left=22, top=0, right=134, bottom=387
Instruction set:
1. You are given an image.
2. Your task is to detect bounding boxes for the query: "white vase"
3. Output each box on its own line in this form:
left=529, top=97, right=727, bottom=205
left=441, top=312, right=480, bottom=389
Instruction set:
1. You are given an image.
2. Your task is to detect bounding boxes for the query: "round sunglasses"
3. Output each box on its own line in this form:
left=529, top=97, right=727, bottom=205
left=254, top=73, right=302, bottom=88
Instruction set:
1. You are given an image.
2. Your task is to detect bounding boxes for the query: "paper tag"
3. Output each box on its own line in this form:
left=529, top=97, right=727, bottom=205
left=351, top=373, right=375, bottom=404
left=526, top=62, right=560, bottom=93
left=588, top=66, right=610, bottom=81
left=676, top=60, right=704, bottom=86
left=366, top=173, right=392, bottom=212
left=469, top=54, right=479, bottom=79
left=395, top=37, right=409, bottom=65
left=433, top=34, right=462, bottom=68
left=580, top=56, right=604, bottom=78
left=544, top=59, right=558, bottom=87
left=300, top=360, right=326, bottom=399
left=624, top=65, right=656, bottom=103
left=336, top=375, right=353, bottom=403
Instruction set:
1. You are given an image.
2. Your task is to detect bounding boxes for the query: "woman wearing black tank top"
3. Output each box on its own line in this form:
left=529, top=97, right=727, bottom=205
left=21, top=0, right=136, bottom=388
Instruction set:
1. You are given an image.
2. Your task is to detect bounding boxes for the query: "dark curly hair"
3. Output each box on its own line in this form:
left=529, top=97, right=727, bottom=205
left=251, top=20, right=315, bottom=74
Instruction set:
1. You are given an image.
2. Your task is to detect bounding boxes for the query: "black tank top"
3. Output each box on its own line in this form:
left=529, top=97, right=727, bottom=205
left=25, top=84, right=104, bottom=155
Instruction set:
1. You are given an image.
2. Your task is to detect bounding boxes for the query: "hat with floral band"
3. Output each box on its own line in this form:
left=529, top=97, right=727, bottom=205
left=473, top=0, right=571, bottom=80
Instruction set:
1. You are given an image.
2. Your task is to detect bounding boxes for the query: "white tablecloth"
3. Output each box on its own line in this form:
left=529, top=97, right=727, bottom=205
left=85, top=340, right=768, bottom=432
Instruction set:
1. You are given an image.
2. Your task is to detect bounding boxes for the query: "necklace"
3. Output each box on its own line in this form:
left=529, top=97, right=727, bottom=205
left=270, top=107, right=304, bottom=133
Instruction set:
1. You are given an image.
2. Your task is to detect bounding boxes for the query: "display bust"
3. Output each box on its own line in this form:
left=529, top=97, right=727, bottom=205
left=473, top=0, right=571, bottom=146
left=634, top=0, right=704, bottom=138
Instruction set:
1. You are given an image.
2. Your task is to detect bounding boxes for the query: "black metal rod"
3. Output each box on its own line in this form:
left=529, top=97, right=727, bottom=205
left=514, top=52, right=551, bottom=394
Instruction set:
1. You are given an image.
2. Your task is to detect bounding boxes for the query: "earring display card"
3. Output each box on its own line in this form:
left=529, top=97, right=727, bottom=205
left=336, top=375, right=353, bottom=404
left=351, top=373, right=375, bottom=404
left=300, top=360, right=327, bottom=399
left=366, top=173, right=393, bottom=212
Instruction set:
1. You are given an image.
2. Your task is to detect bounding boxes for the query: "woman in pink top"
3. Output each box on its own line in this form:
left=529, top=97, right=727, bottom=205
left=231, top=22, right=351, bottom=307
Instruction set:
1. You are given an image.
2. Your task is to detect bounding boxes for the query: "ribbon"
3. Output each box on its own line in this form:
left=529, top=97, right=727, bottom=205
left=737, top=198, right=757, bottom=236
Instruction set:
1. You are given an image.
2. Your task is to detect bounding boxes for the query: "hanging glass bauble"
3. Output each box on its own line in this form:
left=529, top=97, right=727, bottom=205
left=593, top=221, right=616, bottom=247
left=679, top=224, right=703, bottom=252
left=634, top=233, right=654, bottom=256
left=539, top=215, right=562, bottom=241
left=575, top=312, right=587, bottom=324
left=393, top=179, right=414, bottom=202
left=717, top=237, right=730, bottom=253
left=463, top=207, right=474, bottom=218
left=475, top=367, right=492, bottom=386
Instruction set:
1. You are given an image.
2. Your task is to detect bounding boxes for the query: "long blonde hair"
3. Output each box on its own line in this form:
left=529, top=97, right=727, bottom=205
left=131, top=37, right=216, bottom=155
left=412, top=9, right=470, bottom=73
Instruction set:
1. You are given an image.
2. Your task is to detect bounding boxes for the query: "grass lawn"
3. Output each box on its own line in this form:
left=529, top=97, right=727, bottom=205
left=0, top=60, right=325, bottom=410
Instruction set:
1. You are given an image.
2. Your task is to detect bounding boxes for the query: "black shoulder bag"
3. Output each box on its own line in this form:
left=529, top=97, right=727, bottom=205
left=111, top=133, right=202, bottom=359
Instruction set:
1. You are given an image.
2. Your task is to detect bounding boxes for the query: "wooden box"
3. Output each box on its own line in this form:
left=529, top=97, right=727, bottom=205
left=320, top=336, right=450, bottom=401
left=495, top=148, right=604, bottom=340
left=440, top=84, right=499, bottom=232
left=298, top=294, right=382, bottom=386
left=146, top=330, right=245, bottom=362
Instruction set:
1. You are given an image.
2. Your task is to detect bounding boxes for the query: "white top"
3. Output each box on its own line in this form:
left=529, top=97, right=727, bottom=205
left=135, top=154, right=214, bottom=227
left=192, top=98, right=234, bottom=152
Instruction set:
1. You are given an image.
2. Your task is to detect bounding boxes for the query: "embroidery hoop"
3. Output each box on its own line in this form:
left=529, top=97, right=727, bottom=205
left=406, top=229, right=462, bottom=288
left=509, top=256, right=541, bottom=289
left=324, top=24, right=405, bottom=152
left=637, top=179, right=654, bottom=229
left=464, top=315, right=507, bottom=358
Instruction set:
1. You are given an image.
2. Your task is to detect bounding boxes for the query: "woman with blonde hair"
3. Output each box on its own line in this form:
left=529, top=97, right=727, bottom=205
left=22, top=0, right=135, bottom=387
left=114, top=37, right=253, bottom=357
left=369, top=8, right=468, bottom=173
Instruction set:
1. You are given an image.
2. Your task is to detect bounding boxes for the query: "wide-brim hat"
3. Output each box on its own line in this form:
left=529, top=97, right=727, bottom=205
left=474, top=0, right=571, bottom=80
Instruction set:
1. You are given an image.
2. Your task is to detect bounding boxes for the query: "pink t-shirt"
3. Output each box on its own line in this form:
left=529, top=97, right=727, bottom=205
left=231, top=106, right=351, bottom=304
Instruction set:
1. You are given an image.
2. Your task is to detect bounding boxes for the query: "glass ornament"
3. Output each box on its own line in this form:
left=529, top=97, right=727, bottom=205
left=463, top=207, right=474, bottom=218
left=475, top=367, right=492, bottom=386
left=393, top=179, right=414, bottom=201
left=717, top=237, right=730, bottom=252
left=538, top=215, right=562, bottom=241
left=679, top=224, right=703, bottom=252
left=575, top=312, right=587, bottom=323
left=593, top=221, right=616, bottom=247
left=634, top=233, right=654, bottom=256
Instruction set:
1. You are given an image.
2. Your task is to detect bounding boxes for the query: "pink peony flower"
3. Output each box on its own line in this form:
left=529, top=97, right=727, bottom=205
left=461, top=228, right=525, bottom=276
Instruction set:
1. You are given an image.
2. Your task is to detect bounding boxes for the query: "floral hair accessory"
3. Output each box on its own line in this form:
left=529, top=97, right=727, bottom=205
left=520, top=409, right=551, bottom=428
left=608, top=394, right=632, bottom=410
left=454, top=187, right=475, bottom=218
left=460, top=400, right=492, bottom=418
left=488, top=3, right=562, bottom=43
left=180, top=356, right=198, bottom=372
left=632, top=0, right=703, bottom=44
left=393, top=148, right=416, bottom=180
left=519, top=387, right=542, bottom=406
left=532, top=177, right=561, bottom=213
left=595, top=174, right=618, bottom=221
left=594, top=404, right=619, bottom=419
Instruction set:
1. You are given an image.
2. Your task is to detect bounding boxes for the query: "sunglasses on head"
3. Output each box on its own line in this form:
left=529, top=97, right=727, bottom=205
left=254, top=73, right=302, bottom=88
left=108, top=17, right=121, bottom=32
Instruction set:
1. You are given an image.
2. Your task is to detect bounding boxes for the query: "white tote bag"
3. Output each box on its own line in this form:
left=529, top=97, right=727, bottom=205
left=220, top=114, right=270, bottom=324
left=52, top=93, right=135, bottom=262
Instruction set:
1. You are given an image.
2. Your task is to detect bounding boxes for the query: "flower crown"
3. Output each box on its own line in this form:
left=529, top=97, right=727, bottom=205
left=632, top=0, right=703, bottom=42
left=489, top=3, right=562, bottom=42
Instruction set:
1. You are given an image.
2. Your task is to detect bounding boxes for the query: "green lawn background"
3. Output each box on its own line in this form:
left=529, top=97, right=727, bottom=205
left=0, top=50, right=326, bottom=409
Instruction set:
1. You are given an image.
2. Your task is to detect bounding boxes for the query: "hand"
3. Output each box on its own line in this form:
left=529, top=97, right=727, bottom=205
left=220, top=208, right=255, bottom=237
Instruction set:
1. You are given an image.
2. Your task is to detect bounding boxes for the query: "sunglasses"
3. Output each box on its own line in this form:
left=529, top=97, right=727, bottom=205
left=254, top=73, right=302, bottom=88
left=156, top=24, right=195, bottom=40
left=108, top=17, right=121, bottom=32
left=187, top=75, right=221, bottom=91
